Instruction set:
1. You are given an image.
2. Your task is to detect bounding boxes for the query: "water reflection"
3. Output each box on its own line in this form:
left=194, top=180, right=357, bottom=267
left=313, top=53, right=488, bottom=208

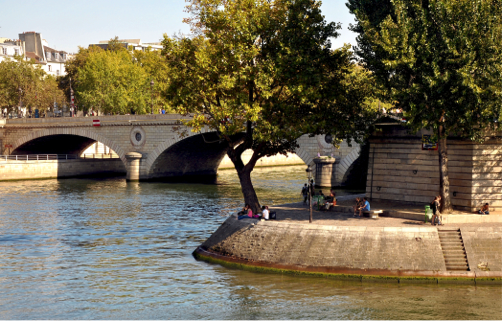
left=0, top=166, right=500, bottom=319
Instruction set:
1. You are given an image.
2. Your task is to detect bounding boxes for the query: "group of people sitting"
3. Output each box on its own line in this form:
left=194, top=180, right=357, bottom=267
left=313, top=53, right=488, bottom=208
left=237, top=204, right=276, bottom=220
left=301, top=184, right=337, bottom=211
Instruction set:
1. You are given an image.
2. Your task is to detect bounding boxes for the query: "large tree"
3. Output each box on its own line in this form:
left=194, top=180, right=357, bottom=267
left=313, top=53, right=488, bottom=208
left=0, top=57, right=65, bottom=115
left=76, top=49, right=151, bottom=115
left=347, top=0, right=502, bottom=212
left=162, top=0, right=377, bottom=212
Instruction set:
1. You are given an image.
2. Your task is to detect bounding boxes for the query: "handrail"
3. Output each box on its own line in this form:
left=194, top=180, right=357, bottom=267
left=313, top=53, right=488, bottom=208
left=0, top=154, right=119, bottom=161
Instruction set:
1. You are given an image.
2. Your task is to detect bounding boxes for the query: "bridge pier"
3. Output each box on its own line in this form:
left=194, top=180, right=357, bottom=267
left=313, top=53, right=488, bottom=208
left=125, top=152, right=143, bottom=181
left=313, top=157, right=336, bottom=187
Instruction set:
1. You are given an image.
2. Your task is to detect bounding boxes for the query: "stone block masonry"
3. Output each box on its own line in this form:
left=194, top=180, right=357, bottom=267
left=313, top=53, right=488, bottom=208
left=196, top=218, right=502, bottom=283
left=367, top=123, right=502, bottom=211
left=462, top=227, right=502, bottom=273
left=0, top=159, right=125, bottom=181
left=201, top=218, right=445, bottom=273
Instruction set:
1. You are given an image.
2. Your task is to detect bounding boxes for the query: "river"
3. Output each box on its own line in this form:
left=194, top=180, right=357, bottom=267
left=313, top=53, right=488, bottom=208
left=0, top=166, right=500, bottom=319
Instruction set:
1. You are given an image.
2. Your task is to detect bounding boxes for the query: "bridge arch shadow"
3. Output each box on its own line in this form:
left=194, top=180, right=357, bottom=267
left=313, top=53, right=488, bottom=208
left=146, top=132, right=237, bottom=180
left=10, top=128, right=128, bottom=176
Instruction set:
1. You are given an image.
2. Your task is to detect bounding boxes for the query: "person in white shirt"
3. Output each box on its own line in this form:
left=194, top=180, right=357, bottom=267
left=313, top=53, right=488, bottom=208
left=261, top=206, right=269, bottom=220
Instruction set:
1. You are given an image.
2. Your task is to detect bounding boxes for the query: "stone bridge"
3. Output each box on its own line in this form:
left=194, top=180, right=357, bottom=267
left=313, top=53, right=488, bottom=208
left=0, top=114, right=360, bottom=184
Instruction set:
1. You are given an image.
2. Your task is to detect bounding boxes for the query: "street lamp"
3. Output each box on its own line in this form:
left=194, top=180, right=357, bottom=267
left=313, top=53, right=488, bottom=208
left=306, top=165, right=314, bottom=223
left=150, top=80, right=154, bottom=115
left=18, top=87, right=22, bottom=118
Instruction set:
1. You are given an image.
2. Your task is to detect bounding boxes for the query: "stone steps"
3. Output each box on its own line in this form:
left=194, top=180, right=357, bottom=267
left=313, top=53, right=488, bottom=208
left=438, top=229, right=469, bottom=271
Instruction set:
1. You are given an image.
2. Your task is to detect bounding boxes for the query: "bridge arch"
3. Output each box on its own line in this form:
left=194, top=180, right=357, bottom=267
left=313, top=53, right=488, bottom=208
left=145, top=131, right=231, bottom=179
left=337, top=145, right=361, bottom=184
left=11, top=127, right=128, bottom=165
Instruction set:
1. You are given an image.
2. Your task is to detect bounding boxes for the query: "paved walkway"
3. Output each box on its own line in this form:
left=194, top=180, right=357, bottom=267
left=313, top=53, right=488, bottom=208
left=269, top=200, right=502, bottom=228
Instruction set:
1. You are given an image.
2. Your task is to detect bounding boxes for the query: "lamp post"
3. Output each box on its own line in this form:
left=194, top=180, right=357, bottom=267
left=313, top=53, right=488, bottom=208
left=18, top=87, right=22, bottom=118
left=306, top=165, right=313, bottom=223
left=150, top=80, right=154, bottom=115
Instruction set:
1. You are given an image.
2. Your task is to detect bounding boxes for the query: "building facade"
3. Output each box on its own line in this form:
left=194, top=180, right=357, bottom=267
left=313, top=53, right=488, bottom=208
left=0, top=39, right=25, bottom=63
left=18, top=31, right=70, bottom=76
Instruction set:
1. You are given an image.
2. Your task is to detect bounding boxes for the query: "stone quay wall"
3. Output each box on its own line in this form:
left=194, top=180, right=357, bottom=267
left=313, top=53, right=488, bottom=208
left=0, top=158, right=126, bottom=180
left=462, top=227, right=502, bottom=272
left=367, top=125, right=502, bottom=212
left=200, top=218, right=446, bottom=273
left=195, top=218, right=502, bottom=283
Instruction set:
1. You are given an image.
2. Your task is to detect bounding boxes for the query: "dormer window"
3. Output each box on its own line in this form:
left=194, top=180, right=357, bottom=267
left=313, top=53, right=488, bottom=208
left=46, top=52, right=51, bottom=60
left=54, top=52, right=59, bottom=60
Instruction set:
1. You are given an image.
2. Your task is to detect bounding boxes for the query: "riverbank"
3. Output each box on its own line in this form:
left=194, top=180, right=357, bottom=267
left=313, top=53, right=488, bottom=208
left=194, top=201, right=502, bottom=284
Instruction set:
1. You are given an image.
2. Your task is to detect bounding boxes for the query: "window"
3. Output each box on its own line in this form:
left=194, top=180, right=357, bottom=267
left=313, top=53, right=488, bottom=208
left=14, top=49, right=19, bottom=55
left=54, top=53, right=59, bottom=60
left=46, top=52, right=51, bottom=60
left=56, top=70, right=59, bottom=76
left=1, top=47, right=6, bottom=55
left=48, top=65, right=52, bottom=72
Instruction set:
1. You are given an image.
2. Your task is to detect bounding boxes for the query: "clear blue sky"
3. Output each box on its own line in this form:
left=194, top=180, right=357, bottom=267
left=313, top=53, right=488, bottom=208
left=0, top=0, right=357, bottom=53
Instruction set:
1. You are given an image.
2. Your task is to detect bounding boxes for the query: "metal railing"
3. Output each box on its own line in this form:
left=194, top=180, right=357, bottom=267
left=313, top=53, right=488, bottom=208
left=81, top=153, right=119, bottom=159
left=0, top=154, right=119, bottom=161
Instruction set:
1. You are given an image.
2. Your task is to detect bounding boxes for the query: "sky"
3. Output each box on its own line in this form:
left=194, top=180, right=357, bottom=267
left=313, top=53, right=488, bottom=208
left=0, top=0, right=358, bottom=53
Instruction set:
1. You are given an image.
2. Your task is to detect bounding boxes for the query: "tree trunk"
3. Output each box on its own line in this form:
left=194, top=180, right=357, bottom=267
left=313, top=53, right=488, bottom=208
left=236, top=166, right=261, bottom=215
left=438, top=124, right=453, bottom=213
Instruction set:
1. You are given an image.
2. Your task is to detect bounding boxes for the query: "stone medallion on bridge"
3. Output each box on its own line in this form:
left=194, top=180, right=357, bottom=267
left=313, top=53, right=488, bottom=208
left=316, top=134, right=335, bottom=155
left=130, top=126, right=146, bottom=148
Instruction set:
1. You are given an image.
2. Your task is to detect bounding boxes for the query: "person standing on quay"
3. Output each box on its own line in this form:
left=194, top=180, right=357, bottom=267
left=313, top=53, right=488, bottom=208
left=431, top=195, right=442, bottom=226
left=301, top=184, right=309, bottom=204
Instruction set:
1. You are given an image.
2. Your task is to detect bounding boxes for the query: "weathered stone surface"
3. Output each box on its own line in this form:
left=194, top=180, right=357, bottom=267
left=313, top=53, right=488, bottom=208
left=367, top=125, right=502, bottom=211
left=462, top=227, right=502, bottom=272
left=202, top=217, right=446, bottom=271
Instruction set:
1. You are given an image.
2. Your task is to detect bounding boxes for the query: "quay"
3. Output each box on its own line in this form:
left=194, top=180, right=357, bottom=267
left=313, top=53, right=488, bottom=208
left=194, top=199, right=502, bottom=284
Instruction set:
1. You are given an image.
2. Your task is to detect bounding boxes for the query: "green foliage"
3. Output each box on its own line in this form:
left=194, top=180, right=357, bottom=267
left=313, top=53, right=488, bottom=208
left=107, top=36, right=127, bottom=52
left=0, top=56, right=66, bottom=114
left=133, top=49, right=173, bottom=113
left=163, top=0, right=376, bottom=156
left=347, top=0, right=502, bottom=211
left=348, top=0, right=502, bottom=139
left=68, top=42, right=170, bottom=114
left=76, top=49, right=151, bottom=114
left=162, top=0, right=379, bottom=210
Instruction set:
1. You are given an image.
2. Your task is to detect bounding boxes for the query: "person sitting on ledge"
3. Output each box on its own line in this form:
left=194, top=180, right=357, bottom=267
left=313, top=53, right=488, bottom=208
left=265, top=205, right=276, bottom=219
left=353, top=197, right=362, bottom=217
left=261, top=206, right=269, bottom=220
left=322, top=192, right=336, bottom=211
left=357, top=197, right=370, bottom=217
left=478, top=203, right=489, bottom=215
left=238, top=204, right=259, bottom=220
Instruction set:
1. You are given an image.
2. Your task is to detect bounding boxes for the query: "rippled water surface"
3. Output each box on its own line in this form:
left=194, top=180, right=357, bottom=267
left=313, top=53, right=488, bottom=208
left=0, top=166, right=500, bottom=319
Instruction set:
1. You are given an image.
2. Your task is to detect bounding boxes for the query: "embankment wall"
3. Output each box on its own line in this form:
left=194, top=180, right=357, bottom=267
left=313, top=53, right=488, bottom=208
left=0, top=158, right=126, bottom=180
left=201, top=218, right=445, bottom=272
left=196, top=218, right=502, bottom=282
left=462, top=227, right=502, bottom=272
left=367, top=125, right=502, bottom=211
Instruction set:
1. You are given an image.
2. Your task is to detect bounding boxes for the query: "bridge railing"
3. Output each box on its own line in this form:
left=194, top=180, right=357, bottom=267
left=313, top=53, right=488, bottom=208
left=0, top=154, right=120, bottom=161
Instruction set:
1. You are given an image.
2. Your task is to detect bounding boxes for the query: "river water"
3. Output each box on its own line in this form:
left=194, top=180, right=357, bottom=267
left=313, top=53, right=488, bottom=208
left=0, top=166, right=500, bottom=319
